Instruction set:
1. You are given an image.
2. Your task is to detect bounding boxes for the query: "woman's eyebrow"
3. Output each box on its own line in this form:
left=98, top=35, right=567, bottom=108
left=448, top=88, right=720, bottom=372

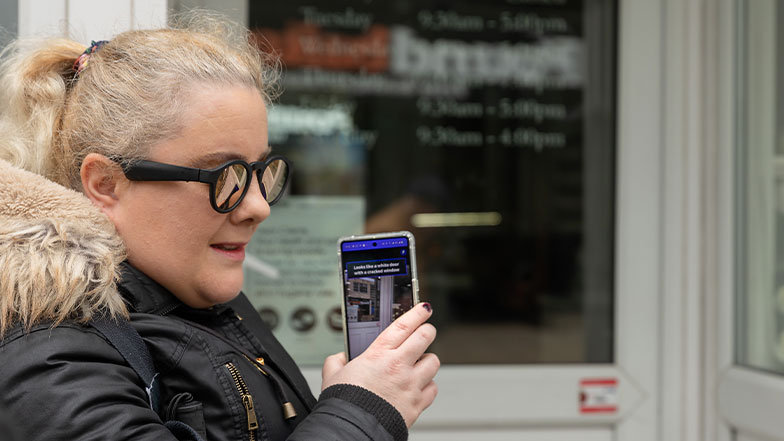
left=188, top=152, right=246, bottom=168
left=187, top=147, right=273, bottom=168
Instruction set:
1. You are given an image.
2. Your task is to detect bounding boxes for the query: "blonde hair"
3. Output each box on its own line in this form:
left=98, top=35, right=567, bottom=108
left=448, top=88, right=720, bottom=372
left=0, top=11, right=280, bottom=189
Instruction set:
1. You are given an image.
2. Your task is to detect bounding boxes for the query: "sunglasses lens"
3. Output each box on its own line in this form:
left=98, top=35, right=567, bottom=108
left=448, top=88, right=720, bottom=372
left=214, top=163, right=248, bottom=210
left=259, top=158, right=289, bottom=204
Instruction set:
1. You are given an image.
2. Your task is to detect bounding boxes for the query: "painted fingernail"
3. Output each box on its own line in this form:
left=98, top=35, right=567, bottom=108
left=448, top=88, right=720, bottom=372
left=421, top=302, right=432, bottom=313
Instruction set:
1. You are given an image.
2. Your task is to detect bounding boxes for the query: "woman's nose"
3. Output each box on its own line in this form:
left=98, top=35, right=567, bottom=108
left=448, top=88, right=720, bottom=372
left=230, top=173, right=271, bottom=225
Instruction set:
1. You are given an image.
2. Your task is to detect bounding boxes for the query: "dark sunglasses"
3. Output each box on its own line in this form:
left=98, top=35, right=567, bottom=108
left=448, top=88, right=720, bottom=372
left=117, top=156, right=291, bottom=213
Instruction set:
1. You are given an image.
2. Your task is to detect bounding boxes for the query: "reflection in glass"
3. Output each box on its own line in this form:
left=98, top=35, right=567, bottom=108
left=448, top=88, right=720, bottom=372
left=736, top=0, right=784, bottom=375
left=244, top=0, right=617, bottom=365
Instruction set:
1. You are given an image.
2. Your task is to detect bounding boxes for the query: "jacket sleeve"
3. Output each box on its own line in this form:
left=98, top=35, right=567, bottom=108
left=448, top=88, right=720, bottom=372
left=0, top=325, right=181, bottom=441
left=287, top=384, right=408, bottom=441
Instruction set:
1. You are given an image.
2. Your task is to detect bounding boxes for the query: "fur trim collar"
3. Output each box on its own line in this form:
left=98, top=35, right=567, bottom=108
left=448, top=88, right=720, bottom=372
left=0, top=159, right=128, bottom=335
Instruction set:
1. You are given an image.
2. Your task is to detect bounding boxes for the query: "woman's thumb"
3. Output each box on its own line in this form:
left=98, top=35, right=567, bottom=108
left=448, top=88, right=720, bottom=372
left=321, top=352, right=348, bottom=388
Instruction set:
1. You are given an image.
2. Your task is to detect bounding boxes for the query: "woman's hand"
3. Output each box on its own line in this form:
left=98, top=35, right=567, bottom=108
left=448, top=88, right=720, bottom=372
left=321, top=302, right=440, bottom=428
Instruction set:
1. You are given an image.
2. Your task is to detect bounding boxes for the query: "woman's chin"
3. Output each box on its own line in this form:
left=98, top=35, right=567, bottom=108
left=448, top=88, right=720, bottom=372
left=207, top=279, right=244, bottom=306
left=183, top=276, right=244, bottom=308
left=208, top=286, right=242, bottom=306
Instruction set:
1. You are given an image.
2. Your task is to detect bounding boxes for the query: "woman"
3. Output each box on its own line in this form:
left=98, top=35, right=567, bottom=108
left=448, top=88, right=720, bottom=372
left=0, top=13, right=439, bottom=441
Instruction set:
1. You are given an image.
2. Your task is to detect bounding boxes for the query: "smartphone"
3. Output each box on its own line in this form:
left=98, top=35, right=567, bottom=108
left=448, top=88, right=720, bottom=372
left=338, top=231, right=420, bottom=360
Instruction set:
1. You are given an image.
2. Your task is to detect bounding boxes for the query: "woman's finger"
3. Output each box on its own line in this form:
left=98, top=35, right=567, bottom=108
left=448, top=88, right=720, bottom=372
left=395, top=322, right=437, bottom=364
left=420, top=380, right=438, bottom=410
left=371, top=302, right=433, bottom=350
left=411, top=352, right=440, bottom=389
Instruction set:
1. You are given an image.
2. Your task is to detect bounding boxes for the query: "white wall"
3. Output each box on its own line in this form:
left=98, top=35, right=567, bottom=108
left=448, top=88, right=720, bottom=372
left=168, top=0, right=245, bottom=25
left=18, top=0, right=166, bottom=41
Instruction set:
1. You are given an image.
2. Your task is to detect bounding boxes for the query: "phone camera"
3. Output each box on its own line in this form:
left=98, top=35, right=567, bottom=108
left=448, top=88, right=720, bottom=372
left=373, top=242, right=377, bottom=247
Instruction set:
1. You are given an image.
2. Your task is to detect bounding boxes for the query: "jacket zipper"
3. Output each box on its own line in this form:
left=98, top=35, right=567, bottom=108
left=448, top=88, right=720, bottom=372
left=226, top=362, right=259, bottom=441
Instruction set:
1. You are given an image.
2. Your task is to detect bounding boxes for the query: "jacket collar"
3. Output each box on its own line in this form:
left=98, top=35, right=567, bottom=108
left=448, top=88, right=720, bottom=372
left=118, top=262, right=239, bottom=320
left=0, top=160, right=128, bottom=335
left=118, top=262, right=184, bottom=316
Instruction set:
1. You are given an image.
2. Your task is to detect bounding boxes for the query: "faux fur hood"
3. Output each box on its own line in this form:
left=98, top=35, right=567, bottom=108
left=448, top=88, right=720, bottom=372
left=0, top=159, right=128, bottom=335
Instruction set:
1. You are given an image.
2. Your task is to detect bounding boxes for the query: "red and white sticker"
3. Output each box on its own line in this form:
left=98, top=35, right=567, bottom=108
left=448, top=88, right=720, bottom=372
left=579, top=378, right=618, bottom=414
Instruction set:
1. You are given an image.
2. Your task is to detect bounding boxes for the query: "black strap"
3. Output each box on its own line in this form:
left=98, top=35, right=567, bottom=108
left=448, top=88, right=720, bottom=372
left=89, top=315, right=161, bottom=414
left=164, top=421, right=206, bottom=441
left=89, top=316, right=206, bottom=441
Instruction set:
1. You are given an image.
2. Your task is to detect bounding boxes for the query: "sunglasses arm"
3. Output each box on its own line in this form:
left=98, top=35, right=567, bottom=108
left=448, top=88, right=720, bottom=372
left=124, top=160, right=205, bottom=183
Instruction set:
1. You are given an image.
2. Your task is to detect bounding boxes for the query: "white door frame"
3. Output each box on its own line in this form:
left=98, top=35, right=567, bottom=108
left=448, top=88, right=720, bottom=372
left=703, top=0, right=735, bottom=441
left=654, top=0, right=732, bottom=440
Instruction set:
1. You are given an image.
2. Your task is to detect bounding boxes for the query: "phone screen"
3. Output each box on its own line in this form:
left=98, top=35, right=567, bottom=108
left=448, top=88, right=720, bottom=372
left=340, top=234, right=418, bottom=360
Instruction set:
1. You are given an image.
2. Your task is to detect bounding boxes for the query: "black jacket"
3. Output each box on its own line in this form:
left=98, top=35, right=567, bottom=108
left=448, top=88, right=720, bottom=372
left=0, top=159, right=406, bottom=441
left=0, top=263, right=407, bottom=441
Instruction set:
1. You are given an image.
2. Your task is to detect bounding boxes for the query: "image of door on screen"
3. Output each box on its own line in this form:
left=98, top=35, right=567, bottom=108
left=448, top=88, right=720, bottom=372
left=339, top=232, right=419, bottom=360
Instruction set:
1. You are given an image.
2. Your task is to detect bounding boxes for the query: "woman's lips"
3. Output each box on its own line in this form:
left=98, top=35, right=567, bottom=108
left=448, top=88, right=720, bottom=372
left=210, top=243, right=246, bottom=261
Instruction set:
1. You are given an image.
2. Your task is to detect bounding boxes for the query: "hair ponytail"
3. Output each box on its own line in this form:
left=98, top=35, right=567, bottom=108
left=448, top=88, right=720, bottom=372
left=0, top=38, right=84, bottom=178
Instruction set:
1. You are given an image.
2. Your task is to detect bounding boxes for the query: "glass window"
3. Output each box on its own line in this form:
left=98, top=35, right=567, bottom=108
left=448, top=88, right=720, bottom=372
left=0, top=1, right=17, bottom=43
left=736, top=0, right=784, bottom=375
left=241, top=0, right=617, bottom=366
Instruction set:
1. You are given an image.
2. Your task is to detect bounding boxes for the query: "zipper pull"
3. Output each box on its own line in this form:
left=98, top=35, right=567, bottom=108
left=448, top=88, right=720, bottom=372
left=242, top=394, right=259, bottom=431
left=282, top=401, right=297, bottom=420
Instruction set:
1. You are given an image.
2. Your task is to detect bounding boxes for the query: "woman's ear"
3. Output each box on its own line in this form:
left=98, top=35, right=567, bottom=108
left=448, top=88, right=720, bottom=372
left=80, top=153, right=123, bottom=216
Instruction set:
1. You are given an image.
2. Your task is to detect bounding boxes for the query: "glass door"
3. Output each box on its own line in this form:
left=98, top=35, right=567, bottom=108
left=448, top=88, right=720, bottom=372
left=719, top=0, right=784, bottom=440
left=243, top=0, right=617, bottom=367
left=238, top=0, right=662, bottom=439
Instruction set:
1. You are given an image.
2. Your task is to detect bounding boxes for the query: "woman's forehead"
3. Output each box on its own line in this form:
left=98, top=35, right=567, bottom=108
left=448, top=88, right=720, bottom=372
left=150, top=85, right=269, bottom=165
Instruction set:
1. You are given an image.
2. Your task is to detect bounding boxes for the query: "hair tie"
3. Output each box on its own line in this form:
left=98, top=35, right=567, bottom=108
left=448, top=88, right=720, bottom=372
left=73, top=40, right=109, bottom=75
